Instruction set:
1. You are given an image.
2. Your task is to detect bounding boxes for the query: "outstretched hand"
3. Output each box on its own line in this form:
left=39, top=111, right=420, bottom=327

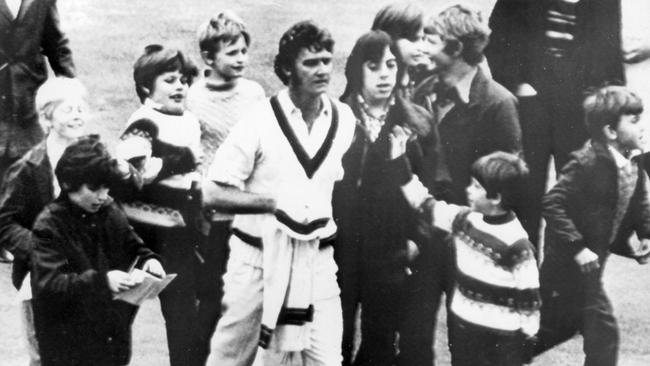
left=389, top=125, right=411, bottom=160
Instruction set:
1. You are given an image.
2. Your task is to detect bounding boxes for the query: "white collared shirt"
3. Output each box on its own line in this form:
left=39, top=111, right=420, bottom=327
left=6, top=0, right=21, bottom=19
left=207, top=89, right=356, bottom=239
left=275, top=90, right=333, bottom=158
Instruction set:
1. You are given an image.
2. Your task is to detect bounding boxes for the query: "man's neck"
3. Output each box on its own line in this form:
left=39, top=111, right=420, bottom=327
left=289, top=88, right=323, bottom=132
left=437, top=62, right=476, bottom=88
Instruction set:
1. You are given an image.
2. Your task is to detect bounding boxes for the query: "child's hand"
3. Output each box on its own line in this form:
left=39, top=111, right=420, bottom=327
left=405, top=240, right=420, bottom=263
left=635, top=239, right=650, bottom=264
left=142, top=157, right=163, bottom=184
left=574, top=248, right=600, bottom=273
left=107, top=270, right=137, bottom=293
left=142, top=259, right=166, bottom=278
left=389, top=125, right=411, bottom=159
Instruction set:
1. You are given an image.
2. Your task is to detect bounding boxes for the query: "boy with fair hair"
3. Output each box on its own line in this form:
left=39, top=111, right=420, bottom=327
left=188, top=11, right=265, bottom=164
left=0, top=77, right=88, bottom=366
left=30, top=135, right=164, bottom=366
left=535, top=86, right=650, bottom=366
left=389, top=128, right=540, bottom=365
left=186, top=11, right=265, bottom=364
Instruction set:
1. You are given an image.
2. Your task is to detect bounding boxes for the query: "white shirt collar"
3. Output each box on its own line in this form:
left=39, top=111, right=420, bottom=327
left=275, top=89, right=334, bottom=157
left=607, top=145, right=632, bottom=168
left=6, top=0, right=21, bottom=19
left=276, top=89, right=331, bottom=119
left=454, top=67, right=478, bottom=105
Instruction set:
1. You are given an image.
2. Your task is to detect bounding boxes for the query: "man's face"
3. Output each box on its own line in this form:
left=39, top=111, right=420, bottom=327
left=422, top=34, right=453, bottom=73
left=211, top=36, right=249, bottom=81
left=68, top=184, right=110, bottom=213
left=288, top=47, right=333, bottom=98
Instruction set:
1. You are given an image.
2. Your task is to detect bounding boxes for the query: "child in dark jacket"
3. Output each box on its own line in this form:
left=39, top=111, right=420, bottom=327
left=30, top=136, right=164, bottom=366
left=535, top=86, right=650, bottom=366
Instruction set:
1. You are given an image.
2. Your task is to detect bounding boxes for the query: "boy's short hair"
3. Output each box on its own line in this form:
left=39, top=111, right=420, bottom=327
left=273, top=21, right=334, bottom=85
left=35, top=77, right=86, bottom=120
left=371, top=3, right=424, bottom=41
left=55, top=135, right=122, bottom=193
left=197, top=11, right=250, bottom=57
left=133, top=44, right=198, bottom=103
left=583, top=85, right=644, bottom=141
left=471, top=151, right=529, bottom=210
left=425, top=4, right=491, bottom=66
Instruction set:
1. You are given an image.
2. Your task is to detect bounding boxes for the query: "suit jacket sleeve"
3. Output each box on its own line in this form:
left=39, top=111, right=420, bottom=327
left=0, top=163, right=35, bottom=261
left=41, top=0, right=75, bottom=77
left=542, top=158, right=587, bottom=255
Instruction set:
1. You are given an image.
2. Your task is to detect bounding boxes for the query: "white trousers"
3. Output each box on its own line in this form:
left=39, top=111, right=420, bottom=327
left=207, top=236, right=342, bottom=366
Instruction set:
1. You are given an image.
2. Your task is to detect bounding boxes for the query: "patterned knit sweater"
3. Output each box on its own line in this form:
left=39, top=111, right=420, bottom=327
left=402, top=178, right=541, bottom=336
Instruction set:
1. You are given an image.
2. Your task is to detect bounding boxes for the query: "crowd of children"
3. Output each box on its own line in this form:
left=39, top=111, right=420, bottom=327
left=1, top=1, right=650, bottom=366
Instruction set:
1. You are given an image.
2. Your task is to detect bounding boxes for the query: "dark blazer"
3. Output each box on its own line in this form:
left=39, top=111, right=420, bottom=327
left=485, top=0, right=624, bottom=94
left=542, top=141, right=650, bottom=268
left=0, top=0, right=75, bottom=158
left=0, top=141, right=54, bottom=288
left=332, top=94, right=431, bottom=285
left=31, top=198, right=158, bottom=366
left=414, top=68, right=522, bottom=205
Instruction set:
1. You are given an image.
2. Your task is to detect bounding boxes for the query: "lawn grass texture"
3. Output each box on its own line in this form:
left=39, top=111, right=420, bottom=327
left=1, top=0, right=649, bottom=365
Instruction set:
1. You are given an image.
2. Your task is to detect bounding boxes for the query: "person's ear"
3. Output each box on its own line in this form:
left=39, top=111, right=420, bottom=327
left=602, top=124, right=618, bottom=141
left=489, top=192, right=502, bottom=207
left=200, top=50, right=214, bottom=66
left=444, top=39, right=463, bottom=58
left=39, top=113, right=52, bottom=133
left=139, top=86, right=151, bottom=97
left=282, top=66, right=292, bottom=83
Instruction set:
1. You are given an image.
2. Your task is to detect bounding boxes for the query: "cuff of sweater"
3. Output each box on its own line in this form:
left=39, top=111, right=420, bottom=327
left=386, top=154, right=412, bottom=186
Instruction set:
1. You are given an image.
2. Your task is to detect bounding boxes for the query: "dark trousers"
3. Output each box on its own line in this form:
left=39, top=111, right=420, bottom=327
left=334, top=235, right=361, bottom=366
left=449, top=314, right=527, bottom=366
left=397, top=242, right=448, bottom=366
left=534, top=261, right=619, bottom=366
left=517, top=90, right=588, bottom=248
left=354, top=278, right=404, bottom=366
left=133, top=224, right=200, bottom=366
left=353, top=235, right=449, bottom=366
left=193, top=220, right=231, bottom=366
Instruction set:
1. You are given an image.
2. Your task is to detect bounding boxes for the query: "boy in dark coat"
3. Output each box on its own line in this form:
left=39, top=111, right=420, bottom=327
left=535, top=86, right=650, bottom=366
left=30, top=136, right=164, bottom=366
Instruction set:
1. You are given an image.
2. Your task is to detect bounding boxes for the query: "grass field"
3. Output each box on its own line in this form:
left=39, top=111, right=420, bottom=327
left=2, top=0, right=650, bottom=365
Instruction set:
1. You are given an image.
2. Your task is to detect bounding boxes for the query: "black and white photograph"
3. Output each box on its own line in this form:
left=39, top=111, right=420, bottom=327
left=1, top=0, right=650, bottom=365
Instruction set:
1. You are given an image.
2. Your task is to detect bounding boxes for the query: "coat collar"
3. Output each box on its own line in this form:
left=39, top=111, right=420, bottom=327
left=25, top=140, right=49, bottom=166
left=15, top=0, right=35, bottom=23
left=0, top=0, right=13, bottom=23
left=466, top=68, right=490, bottom=108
